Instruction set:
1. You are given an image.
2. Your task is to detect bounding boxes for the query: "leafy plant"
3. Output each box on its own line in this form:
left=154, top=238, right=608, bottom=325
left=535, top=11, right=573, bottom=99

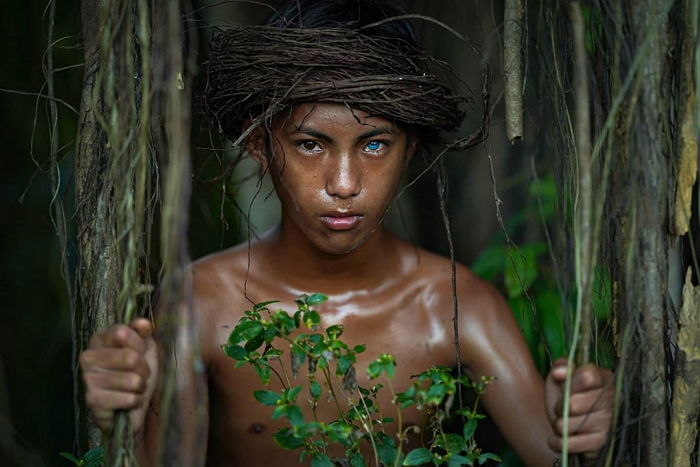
left=223, top=293, right=500, bottom=466
left=59, top=447, right=104, bottom=466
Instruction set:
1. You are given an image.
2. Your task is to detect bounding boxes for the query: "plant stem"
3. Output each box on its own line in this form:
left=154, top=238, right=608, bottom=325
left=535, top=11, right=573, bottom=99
left=387, top=379, right=403, bottom=467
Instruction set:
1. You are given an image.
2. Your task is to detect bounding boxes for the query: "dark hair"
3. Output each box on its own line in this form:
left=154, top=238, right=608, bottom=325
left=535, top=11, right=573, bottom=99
left=266, top=0, right=419, bottom=45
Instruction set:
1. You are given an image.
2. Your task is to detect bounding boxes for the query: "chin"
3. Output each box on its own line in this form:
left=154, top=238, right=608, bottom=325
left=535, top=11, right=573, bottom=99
left=313, top=231, right=373, bottom=256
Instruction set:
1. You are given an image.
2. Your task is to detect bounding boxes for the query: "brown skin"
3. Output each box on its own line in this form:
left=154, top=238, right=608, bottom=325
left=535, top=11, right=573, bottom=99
left=80, top=103, right=614, bottom=466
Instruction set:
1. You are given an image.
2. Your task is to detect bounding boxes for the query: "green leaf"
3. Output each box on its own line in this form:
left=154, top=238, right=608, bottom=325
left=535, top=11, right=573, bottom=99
left=447, top=455, right=471, bottom=467
left=375, top=432, right=397, bottom=465
left=286, top=405, right=304, bottom=426
left=477, top=453, right=501, bottom=464
left=403, top=448, right=433, bottom=465
left=349, top=452, right=366, bottom=467
left=337, top=354, right=354, bottom=375
left=254, top=300, right=279, bottom=311
left=325, top=421, right=353, bottom=445
left=311, top=453, right=334, bottom=467
left=306, top=293, right=328, bottom=306
left=82, top=447, right=104, bottom=467
left=353, top=344, right=366, bottom=353
left=271, top=405, right=286, bottom=420
left=253, top=390, right=279, bottom=406
left=284, top=385, right=303, bottom=402
left=435, top=433, right=465, bottom=455
left=380, top=354, right=396, bottom=378
left=223, top=344, right=247, bottom=360
left=273, top=428, right=305, bottom=450
left=253, top=360, right=271, bottom=384
left=463, top=418, right=478, bottom=440
left=425, top=383, right=446, bottom=405
left=303, top=310, right=321, bottom=329
left=228, top=320, right=264, bottom=345
left=244, top=332, right=265, bottom=352
left=326, top=324, right=344, bottom=339
left=367, top=361, right=382, bottom=379
left=272, top=310, right=296, bottom=333
left=309, top=380, right=321, bottom=400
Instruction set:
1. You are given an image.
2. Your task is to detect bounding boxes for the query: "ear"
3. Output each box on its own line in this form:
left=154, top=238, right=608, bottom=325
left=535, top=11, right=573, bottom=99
left=243, top=121, right=268, bottom=171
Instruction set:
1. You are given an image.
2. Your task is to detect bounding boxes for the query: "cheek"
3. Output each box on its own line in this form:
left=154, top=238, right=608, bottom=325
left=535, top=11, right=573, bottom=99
left=367, top=162, right=404, bottom=199
left=271, top=157, right=322, bottom=206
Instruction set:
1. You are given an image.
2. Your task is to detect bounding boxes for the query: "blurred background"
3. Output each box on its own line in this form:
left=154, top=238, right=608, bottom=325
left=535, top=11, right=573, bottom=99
left=0, top=1, right=587, bottom=465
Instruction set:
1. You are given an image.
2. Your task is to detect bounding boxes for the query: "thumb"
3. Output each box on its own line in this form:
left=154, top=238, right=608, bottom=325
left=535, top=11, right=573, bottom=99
left=130, top=318, right=154, bottom=340
left=544, top=358, right=570, bottom=422
left=548, top=357, right=571, bottom=385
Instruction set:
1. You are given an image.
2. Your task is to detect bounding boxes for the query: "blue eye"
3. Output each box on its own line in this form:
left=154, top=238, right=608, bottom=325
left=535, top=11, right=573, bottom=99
left=364, top=141, right=384, bottom=152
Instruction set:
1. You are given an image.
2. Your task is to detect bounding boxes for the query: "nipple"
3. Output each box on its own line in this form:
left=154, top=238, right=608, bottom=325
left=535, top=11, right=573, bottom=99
left=248, top=422, right=267, bottom=434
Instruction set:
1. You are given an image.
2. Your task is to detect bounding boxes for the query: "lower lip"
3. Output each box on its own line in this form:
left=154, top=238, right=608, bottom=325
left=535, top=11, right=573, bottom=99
left=320, top=215, right=362, bottom=231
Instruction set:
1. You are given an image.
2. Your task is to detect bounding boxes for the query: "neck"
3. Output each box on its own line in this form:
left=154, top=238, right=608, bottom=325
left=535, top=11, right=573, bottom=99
left=264, top=218, right=396, bottom=293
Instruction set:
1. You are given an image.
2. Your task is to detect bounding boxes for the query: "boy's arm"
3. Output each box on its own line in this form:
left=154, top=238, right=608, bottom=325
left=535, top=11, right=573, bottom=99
left=457, top=277, right=613, bottom=467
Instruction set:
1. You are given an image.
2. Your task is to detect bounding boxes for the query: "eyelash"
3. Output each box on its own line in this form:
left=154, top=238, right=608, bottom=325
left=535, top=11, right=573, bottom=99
left=363, top=140, right=389, bottom=154
left=294, top=140, right=391, bottom=156
left=295, top=140, right=323, bottom=154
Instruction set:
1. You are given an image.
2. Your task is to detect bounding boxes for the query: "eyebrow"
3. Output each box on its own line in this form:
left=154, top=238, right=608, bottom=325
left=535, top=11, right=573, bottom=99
left=288, top=126, right=398, bottom=144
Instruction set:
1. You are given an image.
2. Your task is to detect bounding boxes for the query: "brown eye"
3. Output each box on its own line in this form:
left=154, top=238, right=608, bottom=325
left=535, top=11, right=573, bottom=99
left=297, top=140, right=322, bottom=154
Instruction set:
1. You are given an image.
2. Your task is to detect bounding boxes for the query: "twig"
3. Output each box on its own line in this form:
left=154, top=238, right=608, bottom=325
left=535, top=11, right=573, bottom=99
left=503, top=0, right=524, bottom=144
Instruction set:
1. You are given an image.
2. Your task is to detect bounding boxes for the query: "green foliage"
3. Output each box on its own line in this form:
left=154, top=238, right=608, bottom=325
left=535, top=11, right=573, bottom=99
left=224, top=295, right=500, bottom=466
left=59, top=447, right=104, bottom=466
left=471, top=175, right=613, bottom=373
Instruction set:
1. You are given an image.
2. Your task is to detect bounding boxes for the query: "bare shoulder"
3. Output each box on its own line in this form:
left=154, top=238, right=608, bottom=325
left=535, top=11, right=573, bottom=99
left=408, top=243, right=509, bottom=321
left=190, top=241, right=256, bottom=308
left=182, top=241, right=268, bottom=356
left=405, top=243, right=519, bottom=366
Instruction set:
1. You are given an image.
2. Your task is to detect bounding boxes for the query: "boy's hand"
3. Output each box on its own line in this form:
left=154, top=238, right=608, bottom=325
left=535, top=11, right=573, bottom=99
left=544, top=358, right=614, bottom=461
left=79, top=318, right=158, bottom=439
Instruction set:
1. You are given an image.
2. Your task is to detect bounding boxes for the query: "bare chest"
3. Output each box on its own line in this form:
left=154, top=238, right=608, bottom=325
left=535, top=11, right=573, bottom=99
left=204, top=292, right=456, bottom=464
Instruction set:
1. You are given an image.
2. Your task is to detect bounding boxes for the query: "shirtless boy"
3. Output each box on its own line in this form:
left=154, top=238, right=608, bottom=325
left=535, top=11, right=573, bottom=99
left=79, top=1, right=614, bottom=465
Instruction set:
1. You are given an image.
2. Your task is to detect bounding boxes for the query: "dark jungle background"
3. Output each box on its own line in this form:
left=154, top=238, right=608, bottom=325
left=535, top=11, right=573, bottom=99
left=2, top=0, right=693, bottom=465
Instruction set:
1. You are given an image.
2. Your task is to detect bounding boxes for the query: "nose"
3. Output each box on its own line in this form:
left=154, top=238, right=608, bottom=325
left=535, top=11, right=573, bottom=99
left=325, top=154, right=361, bottom=199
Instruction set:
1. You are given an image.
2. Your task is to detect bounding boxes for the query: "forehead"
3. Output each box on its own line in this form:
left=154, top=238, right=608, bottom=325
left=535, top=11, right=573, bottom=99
left=273, top=102, right=401, bottom=134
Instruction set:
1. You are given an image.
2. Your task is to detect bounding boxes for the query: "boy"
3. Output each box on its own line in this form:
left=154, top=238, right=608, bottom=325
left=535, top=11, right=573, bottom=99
left=79, top=1, right=614, bottom=465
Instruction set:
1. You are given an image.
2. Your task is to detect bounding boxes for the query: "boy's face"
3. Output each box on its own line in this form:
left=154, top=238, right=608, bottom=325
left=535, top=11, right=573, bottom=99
left=250, top=102, right=416, bottom=255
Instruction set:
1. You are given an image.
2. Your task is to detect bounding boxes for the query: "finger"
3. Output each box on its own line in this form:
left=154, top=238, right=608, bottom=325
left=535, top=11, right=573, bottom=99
left=130, top=318, right=154, bottom=340
left=91, top=407, right=115, bottom=433
left=548, top=431, right=609, bottom=454
left=89, top=325, right=147, bottom=354
left=83, top=370, right=148, bottom=394
left=552, top=409, right=613, bottom=435
left=85, top=388, right=144, bottom=412
left=571, top=365, right=612, bottom=393
left=548, top=358, right=571, bottom=383
left=80, top=348, right=149, bottom=375
left=555, top=388, right=613, bottom=417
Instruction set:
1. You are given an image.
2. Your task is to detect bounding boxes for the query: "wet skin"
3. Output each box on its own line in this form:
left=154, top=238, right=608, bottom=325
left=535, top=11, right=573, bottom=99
left=80, top=103, right=614, bottom=466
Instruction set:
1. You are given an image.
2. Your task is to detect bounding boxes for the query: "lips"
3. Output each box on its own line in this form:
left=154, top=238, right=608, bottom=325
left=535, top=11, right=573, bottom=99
left=320, top=212, right=363, bottom=231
